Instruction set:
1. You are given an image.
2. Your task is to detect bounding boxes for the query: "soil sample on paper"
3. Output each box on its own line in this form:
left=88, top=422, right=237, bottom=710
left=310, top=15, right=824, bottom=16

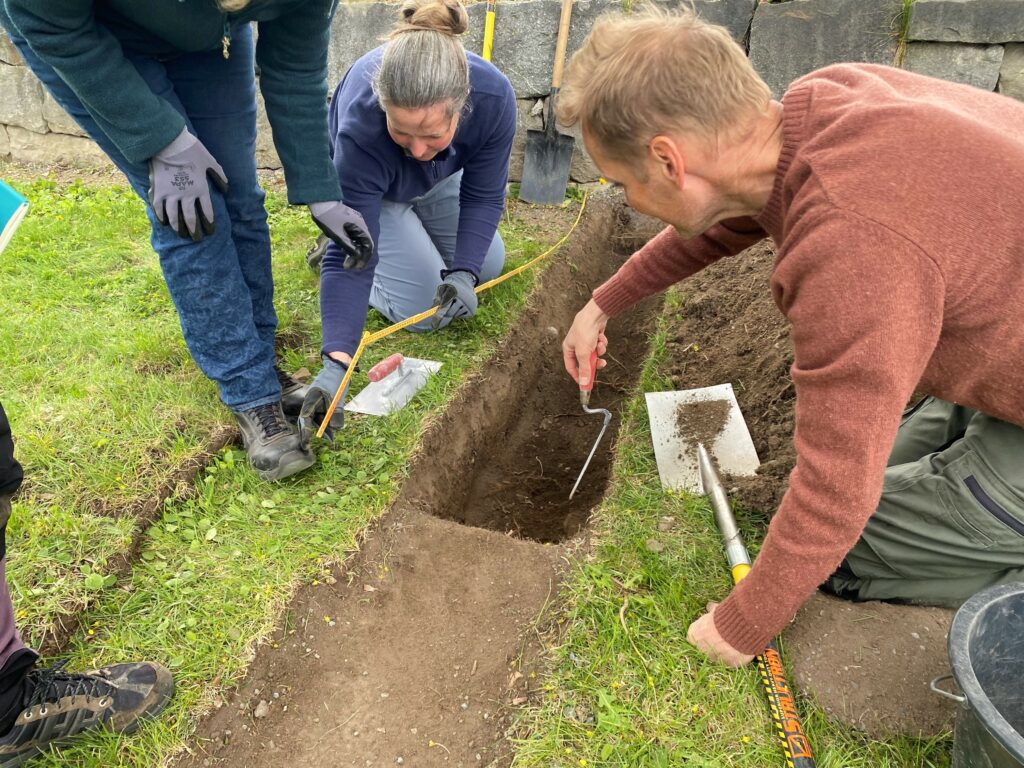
left=674, top=398, right=730, bottom=450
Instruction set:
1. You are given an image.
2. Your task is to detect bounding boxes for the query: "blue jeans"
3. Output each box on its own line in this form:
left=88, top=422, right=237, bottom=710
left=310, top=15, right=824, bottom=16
left=370, top=170, right=505, bottom=331
left=10, top=26, right=280, bottom=412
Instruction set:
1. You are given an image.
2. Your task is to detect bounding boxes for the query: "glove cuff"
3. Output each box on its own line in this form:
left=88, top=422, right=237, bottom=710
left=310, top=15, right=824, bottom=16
left=157, top=127, right=197, bottom=158
left=309, top=200, right=336, bottom=217
left=440, top=268, right=479, bottom=286
left=321, top=353, right=358, bottom=373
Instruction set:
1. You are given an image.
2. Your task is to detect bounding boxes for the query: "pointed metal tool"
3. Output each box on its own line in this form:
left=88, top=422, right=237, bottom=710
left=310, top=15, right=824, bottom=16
left=569, top=351, right=611, bottom=500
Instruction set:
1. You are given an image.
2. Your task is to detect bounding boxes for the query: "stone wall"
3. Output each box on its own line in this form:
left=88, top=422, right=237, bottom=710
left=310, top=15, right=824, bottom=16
left=3, top=0, right=1024, bottom=182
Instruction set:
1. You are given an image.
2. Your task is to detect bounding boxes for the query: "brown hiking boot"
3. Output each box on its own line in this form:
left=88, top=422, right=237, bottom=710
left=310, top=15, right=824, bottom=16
left=0, top=660, right=173, bottom=767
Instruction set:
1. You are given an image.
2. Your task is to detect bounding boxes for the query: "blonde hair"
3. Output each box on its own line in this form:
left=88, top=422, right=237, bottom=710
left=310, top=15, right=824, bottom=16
left=558, top=7, right=771, bottom=167
left=373, top=0, right=471, bottom=118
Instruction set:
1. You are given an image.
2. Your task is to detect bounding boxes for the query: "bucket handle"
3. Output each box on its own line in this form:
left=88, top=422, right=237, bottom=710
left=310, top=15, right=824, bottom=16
left=930, top=674, right=967, bottom=704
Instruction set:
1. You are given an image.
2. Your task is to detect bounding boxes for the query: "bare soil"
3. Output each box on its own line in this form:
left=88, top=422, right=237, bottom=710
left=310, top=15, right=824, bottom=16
left=175, top=192, right=666, bottom=767
left=656, top=239, right=954, bottom=737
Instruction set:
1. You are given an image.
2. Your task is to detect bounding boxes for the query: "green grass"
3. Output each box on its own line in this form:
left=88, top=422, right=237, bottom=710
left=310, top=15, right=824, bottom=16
left=0, top=172, right=575, bottom=766
left=894, top=0, right=916, bottom=68
left=510, top=292, right=952, bottom=768
left=0, top=174, right=951, bottom=767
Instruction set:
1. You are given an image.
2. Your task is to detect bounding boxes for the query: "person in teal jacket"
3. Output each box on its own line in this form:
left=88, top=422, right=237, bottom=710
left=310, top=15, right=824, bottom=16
left=0, top=0, right=374, bottom=481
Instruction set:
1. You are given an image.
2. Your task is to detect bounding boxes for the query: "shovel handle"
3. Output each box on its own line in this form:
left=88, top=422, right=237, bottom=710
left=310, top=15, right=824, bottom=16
left=550, top=0, right=574, bottom=90
left=368, top=353, right=404, bottom=382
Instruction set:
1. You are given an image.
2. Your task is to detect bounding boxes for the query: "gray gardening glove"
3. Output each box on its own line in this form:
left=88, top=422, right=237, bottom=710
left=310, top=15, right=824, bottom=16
left=431, top=269, right=479, bottom=330
left=308, top=201, right=375, bottom=270
left=148, top=128, right=228, bottom=241
left=298, top=355, right=351, bottom=445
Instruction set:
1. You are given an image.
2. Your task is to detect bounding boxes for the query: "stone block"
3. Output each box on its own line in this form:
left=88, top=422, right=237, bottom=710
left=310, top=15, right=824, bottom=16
left=0, top=31, right=22, bottom=66
left=687, top=0, right=760, bottom=42
left=998, top=43, right=1024, bottom=101
left=327, top=3, right=396, bottom=86
left=328, top=0, right=756, bottom=101
left=6, top=125, right=111, bottom=168
left=908, top=0, right=1024, bottom=44
left=0, top=124, right=9, bottom=159
left=749, top=0, right=903, bottom=97
left=904, top=41, right=1003, bottom=90
left=41, top=91, right=86, bottom=137
left=0, top=62, right=46, bottom=133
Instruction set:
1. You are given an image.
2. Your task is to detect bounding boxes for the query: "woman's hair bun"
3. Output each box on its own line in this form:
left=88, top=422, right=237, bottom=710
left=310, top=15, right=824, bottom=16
left=394, top=0, right=469, bottom=36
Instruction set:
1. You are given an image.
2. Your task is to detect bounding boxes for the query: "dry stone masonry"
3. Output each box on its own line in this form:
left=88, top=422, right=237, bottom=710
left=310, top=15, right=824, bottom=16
left=3, top=0, right=1024, bottom=181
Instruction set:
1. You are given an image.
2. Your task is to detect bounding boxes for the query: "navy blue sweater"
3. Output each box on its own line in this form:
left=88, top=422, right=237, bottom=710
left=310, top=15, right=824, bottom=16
left=320, top=46, right=516, bottom=355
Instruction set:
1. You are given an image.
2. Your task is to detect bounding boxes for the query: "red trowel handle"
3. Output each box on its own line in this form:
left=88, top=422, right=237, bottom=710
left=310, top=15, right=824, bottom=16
left=580, top=350, right=598, bottom=392
left=368, top=353, right=404, bottom=382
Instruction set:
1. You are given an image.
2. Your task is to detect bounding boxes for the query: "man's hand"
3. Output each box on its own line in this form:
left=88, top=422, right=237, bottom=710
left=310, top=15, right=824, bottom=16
left=686, top=602, right=756, bottom=667
left=430, top=269, right=478, bottom=330
left=148, top=128, right=228, bottom=241
left=298, top=355, right=350, bottom=445
left=309, top=201, right=374, bottom=270
left=562, top=299, right=610, bottom=388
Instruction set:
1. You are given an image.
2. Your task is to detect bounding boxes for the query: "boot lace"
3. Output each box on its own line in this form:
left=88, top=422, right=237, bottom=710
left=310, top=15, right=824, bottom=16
left=22, top=660, right=115, bottom=717
left=251, top=403, right=289, bottom=439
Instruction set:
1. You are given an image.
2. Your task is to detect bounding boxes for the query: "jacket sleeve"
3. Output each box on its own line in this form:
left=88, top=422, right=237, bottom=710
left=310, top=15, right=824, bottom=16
left=319, top=134, right=393, bottom=355
left=256, top=0, right=342, bottom=204
left=593, top=218, right=768, bottom=317
left=3, top=0, right=184, bottom=162
left=711, top=211, right=944, bottom=655
left=450, top=83, right=516, bottom=276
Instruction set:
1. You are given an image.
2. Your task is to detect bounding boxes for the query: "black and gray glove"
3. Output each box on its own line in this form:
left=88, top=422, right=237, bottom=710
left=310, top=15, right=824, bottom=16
left=298, top=355, right=352, bottom=445
left=148, top=128, right=228, bottom=241
left=308, top=201, right=374, bottom=270
left=431, top=269, right=479, bottom=331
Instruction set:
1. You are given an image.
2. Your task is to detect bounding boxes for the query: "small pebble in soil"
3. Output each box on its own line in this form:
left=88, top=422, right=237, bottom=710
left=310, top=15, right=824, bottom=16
left=254, top=700, right=270, bottom=719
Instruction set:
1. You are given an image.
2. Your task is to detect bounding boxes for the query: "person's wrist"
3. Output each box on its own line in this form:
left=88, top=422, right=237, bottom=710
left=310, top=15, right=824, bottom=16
left=583, top=298, right=610, bottom=327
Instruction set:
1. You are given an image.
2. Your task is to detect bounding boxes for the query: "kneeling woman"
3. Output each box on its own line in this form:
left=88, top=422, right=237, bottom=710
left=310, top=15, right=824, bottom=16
left=301, top=0, right=516, bottom=431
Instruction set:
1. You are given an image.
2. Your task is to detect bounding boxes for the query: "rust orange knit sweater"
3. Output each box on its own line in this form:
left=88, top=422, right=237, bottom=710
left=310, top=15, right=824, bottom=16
left=593, top=64, right=1024, bottom=655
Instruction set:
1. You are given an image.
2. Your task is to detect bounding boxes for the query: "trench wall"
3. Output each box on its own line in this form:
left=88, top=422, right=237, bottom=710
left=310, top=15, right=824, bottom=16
left=2, top=0, right=1023, bottom=178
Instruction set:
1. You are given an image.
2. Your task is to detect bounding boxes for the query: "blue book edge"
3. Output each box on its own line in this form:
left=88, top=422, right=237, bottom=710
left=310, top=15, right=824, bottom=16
left=0, top=180, right=29, bottom=256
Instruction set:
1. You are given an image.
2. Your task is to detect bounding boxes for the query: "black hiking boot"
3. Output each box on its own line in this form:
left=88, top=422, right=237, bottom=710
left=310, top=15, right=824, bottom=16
left=275, top=365, right=309, bottom=419
left=0, top=660, right=173, bottom=767
left=234, top=401, right=315, bottom=481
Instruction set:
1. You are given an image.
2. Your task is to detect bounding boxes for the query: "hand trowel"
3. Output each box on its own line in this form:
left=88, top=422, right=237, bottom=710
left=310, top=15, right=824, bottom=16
left=344, top=353, right=441, bottom=416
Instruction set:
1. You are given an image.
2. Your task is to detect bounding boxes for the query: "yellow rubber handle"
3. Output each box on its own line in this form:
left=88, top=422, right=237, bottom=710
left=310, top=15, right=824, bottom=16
left=482, top=10, right=496, bottom=61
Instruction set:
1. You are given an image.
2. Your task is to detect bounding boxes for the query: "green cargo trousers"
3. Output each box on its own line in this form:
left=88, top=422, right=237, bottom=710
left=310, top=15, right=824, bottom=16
left=826, top=397, right=1024, bottom=605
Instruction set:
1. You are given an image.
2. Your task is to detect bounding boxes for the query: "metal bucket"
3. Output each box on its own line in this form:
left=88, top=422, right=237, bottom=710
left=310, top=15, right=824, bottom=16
left=932, top=582, right=1024, bottom=768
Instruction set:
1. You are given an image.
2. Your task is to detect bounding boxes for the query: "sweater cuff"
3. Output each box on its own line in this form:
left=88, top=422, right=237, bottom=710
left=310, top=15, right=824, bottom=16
left=592, top=274, right=645, bottom=318
left=713, top=592, right=775, bottom=656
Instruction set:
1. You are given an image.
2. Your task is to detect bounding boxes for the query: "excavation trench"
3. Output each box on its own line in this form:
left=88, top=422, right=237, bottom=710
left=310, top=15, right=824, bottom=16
left=175, top=194, right=664, bottom=768
left=402, top=201, right=661, bottom=543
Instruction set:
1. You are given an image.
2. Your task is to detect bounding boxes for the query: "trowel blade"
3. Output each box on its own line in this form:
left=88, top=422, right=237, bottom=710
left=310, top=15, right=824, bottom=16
left=645, top=383, right=760, bottom=493
left=344, top=358, right=442, bottom=416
